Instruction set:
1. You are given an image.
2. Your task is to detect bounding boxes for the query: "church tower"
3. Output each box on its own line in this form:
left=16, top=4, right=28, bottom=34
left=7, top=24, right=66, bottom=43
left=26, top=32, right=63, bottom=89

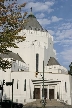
left=10, top=8, right=56, bottom=72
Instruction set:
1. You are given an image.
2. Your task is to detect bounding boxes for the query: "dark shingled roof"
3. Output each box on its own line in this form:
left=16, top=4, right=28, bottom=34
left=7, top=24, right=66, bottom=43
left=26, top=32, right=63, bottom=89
left=0, top=51, right=25, bottom=63
left=47, top=57, right=60, bottom=66
left=23, top=14, right=44, bottom=31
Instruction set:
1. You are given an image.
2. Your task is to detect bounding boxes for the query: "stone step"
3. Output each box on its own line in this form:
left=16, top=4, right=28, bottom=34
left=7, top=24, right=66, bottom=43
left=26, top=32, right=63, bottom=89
left=24, top=99, right=66, bottom=107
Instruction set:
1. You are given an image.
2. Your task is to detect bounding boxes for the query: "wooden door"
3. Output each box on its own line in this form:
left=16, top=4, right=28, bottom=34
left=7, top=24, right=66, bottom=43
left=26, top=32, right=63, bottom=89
left=49, top=89, right=54, bottom=99
left=34, top=88, right=40, bottom=99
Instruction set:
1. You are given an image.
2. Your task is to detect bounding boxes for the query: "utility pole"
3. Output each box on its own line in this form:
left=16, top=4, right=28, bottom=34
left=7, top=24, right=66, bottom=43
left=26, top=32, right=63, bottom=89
left=43, top=61, right=44, bottom=100
left=42, top=60, right=45, bottom=108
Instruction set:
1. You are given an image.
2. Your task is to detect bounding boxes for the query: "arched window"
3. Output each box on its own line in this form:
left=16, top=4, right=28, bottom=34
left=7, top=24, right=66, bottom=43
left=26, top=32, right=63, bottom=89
left=36, top=53, right=39, bottom=72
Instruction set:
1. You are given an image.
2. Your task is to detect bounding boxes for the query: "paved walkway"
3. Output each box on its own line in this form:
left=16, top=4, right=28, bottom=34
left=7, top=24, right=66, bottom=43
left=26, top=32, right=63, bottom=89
left=24, top=99, right=72, bottom=107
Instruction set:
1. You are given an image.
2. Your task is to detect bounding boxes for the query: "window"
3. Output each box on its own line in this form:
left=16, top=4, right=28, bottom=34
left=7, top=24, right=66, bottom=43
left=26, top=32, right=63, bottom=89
left=17, top=80, right=18, bottom=89
left=24, top=79, right=26, bottom=91
left=36, top=53, right=39, bottom=72
left=65, top=82, right=67, bottom=92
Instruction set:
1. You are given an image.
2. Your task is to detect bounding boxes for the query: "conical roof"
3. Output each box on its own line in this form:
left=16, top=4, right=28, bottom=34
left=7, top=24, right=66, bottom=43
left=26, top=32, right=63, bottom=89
left=48, top=57, right=60, bottom=66
left=23, top=14, right=44, bottom=31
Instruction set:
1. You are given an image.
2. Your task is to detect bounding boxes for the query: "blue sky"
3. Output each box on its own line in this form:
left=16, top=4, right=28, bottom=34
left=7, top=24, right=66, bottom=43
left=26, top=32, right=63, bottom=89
left=17, top=0, right=72, bottom=69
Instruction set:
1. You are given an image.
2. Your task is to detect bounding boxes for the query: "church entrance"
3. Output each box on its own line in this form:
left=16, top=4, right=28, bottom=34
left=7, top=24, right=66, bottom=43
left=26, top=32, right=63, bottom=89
left=34, top=88, right=40, bottom=99
left=49, top=89, right=54, bottom=99
left=42, top=88, right=47, bottom=98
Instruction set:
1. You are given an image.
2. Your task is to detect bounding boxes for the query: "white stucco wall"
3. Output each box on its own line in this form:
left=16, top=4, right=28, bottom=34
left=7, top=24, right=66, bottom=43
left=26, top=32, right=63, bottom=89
left=0, top=58, right=29, bottom=100
left=8, top=30, right=56, bottom=72
left=0, top=28, right=71, bottom=105
left=2, top=71, right=70, bottom=105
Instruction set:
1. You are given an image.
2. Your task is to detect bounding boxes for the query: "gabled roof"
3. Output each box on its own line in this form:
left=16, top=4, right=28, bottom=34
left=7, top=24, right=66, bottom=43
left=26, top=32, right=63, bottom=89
left=0, top=51, right=25, bottom=63
left=23, top=14, right=44, bottom=31
left=48, top=57, right=60, bottom=66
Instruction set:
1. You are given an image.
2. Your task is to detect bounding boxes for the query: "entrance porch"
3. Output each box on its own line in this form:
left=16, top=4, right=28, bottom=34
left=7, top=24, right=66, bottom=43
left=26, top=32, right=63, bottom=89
left=33, top=85, right=55, bottom=99
left=32, top=79, right=61, bottom=100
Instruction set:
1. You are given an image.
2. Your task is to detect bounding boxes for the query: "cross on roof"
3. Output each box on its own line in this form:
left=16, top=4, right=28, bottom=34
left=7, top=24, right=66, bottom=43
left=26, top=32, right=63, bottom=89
left=30, top=7, right=32, bottom=12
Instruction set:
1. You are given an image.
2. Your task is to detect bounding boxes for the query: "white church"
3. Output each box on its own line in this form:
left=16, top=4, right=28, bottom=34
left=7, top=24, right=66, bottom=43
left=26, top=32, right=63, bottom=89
left=0, top=12, right=72, bottom=105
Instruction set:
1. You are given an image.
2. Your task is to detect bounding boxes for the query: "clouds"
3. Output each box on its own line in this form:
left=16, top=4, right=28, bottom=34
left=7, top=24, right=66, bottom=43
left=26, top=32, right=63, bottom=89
left=36, top=13, right=45, bottom=19
left=51, top=16, right=63, bottom=22
left=48, top=23, right=72, bottom=45
left=24, top=0, right=63, bottom=26
left=37, top=16, right=63, bottom=25
left=38, top=18, right=51, bottom=25
left=58, top=23, right=72, bottom=30
left=25, top=1, right=54, bottom=13
left=55, top=23, right=72, bottom=43
left=60, top=48, right=72, bottom=64
left=50, top=22, right=72, bottom=67
left=48, top=30, right=55, bottom=35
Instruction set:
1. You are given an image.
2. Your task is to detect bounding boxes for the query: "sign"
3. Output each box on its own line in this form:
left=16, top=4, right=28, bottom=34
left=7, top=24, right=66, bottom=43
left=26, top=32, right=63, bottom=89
left=6, top=82, right=13, bottom=86
left=3, top=80, right=5, bottom=85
